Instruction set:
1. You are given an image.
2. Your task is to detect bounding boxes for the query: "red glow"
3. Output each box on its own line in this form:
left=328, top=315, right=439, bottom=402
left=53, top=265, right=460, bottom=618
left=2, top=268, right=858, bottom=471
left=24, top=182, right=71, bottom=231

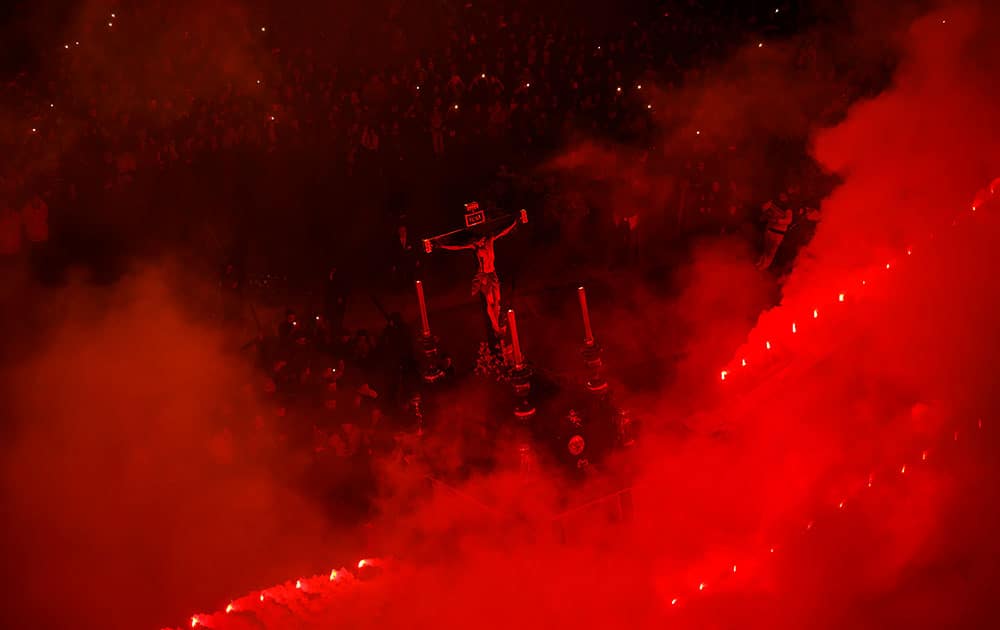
left=922, top=450, right=928, bottom=461
left=741, top=358, right=747, bottom=367
left=839, top=292, right=846, bottom=302
left=732, top=564, right=737, bottom=573
left=765, top=340, right=771, bottom=350
left=791, top=322, right=797, bottom=334
left=813, top=309, right=819, bottom=318
left=699, top=582, right=706, bottom=591
left=191, top=616, right=199, bottom=628
left=901, top=465, right=907, bottom=474
left=358, top=559, right=367, bottom=569
left=296, top=579, right=302, bottom=589
left=720, top=370, right=728, bottom=381
left=671, top=598, right=678, bottom=606
left=225, top=603, right=234, bottom=613
left=330, top=569, right=338, bottom=580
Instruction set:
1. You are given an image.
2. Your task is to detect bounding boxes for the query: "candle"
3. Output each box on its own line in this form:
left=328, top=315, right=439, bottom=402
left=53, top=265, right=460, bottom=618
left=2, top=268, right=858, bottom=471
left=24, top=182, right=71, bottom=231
left=577, top=286, right=594, bottom=345
left=508, top=309, right=524, bottom=366
left=415, top=280, right=430, bottom=337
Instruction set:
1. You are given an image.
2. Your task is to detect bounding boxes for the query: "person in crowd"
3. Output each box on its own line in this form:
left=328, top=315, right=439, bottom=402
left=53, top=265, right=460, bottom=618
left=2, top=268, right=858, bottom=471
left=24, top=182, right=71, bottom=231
left=757, top=191, right=794, bottom=270
left=323, top=265, right=349, bottom=335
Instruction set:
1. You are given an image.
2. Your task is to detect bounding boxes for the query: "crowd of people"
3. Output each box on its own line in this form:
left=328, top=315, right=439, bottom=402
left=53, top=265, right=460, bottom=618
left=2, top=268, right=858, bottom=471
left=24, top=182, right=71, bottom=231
left=1, top=1, right=874, bottom=512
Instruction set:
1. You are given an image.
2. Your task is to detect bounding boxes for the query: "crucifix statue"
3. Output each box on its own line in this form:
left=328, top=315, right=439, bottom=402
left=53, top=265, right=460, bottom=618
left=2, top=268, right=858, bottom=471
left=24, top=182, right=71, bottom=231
left=424, top=204, right=528, bottom=337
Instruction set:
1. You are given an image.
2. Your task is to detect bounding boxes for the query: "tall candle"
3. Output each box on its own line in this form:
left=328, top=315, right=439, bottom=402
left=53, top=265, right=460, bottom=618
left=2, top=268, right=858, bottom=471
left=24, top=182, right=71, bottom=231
left=508, top=308, right=524, bottom=366
left=577, top=286, right=594, bottom=345
left=415, top=280, right=431, bottom=337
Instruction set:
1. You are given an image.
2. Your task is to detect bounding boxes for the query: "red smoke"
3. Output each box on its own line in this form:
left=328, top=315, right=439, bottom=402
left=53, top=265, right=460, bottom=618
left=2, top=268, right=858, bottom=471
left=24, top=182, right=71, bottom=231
left=4, top=2, right=1000, bottom=629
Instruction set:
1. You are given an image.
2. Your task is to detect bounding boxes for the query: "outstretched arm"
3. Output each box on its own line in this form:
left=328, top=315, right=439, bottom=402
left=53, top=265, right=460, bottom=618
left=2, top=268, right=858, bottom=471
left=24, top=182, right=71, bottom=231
left=494, top=217, right=519, bottom=241
left=435, top=241, right=473, bottom=251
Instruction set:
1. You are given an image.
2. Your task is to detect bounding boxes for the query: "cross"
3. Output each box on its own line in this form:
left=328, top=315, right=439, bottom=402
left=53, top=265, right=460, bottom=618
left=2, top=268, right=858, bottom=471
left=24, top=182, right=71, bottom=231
left=423, top=206, right=528, bottom=338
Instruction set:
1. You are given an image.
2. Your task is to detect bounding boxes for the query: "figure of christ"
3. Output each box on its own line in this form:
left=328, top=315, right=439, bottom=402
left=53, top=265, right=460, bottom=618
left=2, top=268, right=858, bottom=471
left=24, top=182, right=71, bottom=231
left=429, top=217, right=520, bottom=336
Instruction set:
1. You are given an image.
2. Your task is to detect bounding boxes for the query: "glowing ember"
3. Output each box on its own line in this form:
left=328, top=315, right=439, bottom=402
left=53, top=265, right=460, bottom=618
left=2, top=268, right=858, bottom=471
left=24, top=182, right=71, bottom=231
left=757, top=42, right=763, bottom=48
left=838, top=501, right=845, bottom=509
left=720, top=370, right=728, bottom=381
left=885, top=263, right=891, bottom=270
left=791, top=322, right=797, bottom=334
left=813, top=309, right=819, bottom=318
left=732, top=564, right=737, bottom=573
left=226, top=603, right=234, bottom=613
left=191, top=616, right=199, bottom=628
left=296, top=579, right=302, bottom=589
left=765, top=340, right=771, bottom=350
left=358, top=559, right=367, bottom=569
left=900, top=465, right=907, bottom=474
left=839, top=293, right=845, bottom=302
left=922, top=450, right=928, bottom=461
left=330, top=569, right=338, bottom=580
left=741, top=358, right=747, bottom=367
left=699, top=582, right=706, bottom=591
left=671, top=598, right=678, bottom=606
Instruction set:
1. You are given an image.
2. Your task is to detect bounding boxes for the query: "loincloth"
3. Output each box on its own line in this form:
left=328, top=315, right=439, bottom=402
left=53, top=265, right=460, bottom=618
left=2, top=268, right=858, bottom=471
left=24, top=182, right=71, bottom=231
left=471, top=271, right=500, bottom=296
